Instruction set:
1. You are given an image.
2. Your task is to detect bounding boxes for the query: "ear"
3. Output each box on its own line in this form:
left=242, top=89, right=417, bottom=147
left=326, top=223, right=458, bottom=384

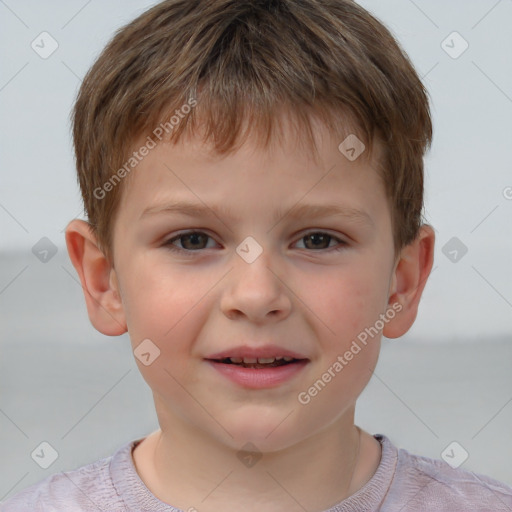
left=383, top=224, right=435, bottom=339
left=65, top=219, right=127, bottom=336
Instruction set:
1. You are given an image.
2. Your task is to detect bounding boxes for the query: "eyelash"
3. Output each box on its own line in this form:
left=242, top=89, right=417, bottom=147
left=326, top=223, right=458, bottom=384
left=163, top=230, right=348, bottom=255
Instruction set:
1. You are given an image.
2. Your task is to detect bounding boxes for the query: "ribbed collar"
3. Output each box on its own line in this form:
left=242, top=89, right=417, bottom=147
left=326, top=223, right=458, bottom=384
left=110, top=433, right=398, bottom=512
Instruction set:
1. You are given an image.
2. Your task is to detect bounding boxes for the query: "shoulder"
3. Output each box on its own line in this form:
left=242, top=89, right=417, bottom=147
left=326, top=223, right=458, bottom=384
left=381, top=437, right=512, bottom=511
left=0, top=441, right=137, bottom=512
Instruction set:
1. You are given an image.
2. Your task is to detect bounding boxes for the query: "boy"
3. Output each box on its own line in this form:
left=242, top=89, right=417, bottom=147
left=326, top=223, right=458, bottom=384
left=3, top=0, right=512, bottom=510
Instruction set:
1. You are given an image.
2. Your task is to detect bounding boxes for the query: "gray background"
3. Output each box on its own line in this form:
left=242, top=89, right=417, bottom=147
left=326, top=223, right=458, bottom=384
left=1, top=0, right=511, bottom=503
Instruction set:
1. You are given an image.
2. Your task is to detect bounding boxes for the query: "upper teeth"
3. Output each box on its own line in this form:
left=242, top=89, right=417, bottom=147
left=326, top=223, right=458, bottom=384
left=227, top=356, right=294, bottom=364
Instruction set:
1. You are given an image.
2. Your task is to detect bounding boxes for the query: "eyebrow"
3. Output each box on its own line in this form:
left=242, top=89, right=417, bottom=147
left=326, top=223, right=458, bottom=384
left=140, top=200, right=374, bottom=228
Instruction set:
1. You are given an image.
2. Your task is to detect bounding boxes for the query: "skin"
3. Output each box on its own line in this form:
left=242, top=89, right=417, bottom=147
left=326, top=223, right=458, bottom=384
left=66, top=116, right=435, bottom=512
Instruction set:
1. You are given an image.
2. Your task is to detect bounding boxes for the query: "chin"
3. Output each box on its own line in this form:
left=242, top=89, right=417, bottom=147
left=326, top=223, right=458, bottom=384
left=216, top=412, right=305, bottom=453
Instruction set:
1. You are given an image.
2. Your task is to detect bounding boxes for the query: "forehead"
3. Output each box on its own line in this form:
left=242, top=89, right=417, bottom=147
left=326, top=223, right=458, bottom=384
left=117, top=116, right=387, bottom=225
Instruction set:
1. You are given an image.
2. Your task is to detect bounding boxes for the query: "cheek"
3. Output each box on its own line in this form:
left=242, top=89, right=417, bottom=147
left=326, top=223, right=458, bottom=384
left=310, top=262, right=388, bottom=342
left=121, top=260, right=213, bottom=380
left=301, top=272, right=384, bottom=412
left=123, top=273, right=207, bottom=401
left=122, top=258, right=204, bottom=339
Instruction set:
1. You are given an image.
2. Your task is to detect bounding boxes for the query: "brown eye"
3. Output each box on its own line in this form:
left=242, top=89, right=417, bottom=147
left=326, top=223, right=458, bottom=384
left=179, top=233, right=209, bottom=250
left=296, top=232, right=345, bottom=250
left=303, top=233, right=332, bottom=249
left=165, top=231, right=214, bottom=252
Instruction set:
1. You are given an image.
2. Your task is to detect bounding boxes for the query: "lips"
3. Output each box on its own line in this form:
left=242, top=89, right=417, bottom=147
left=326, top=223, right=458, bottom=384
left=206, top=357, right=309, bottom=388
left=204, top=345, right=310, bottom=386
left=216, top=355, right=296, bottom=367
left=205, top=344, right=308, bottom=362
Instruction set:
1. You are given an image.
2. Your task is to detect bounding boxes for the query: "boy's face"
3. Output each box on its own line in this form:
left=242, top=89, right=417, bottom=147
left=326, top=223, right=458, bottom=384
left=107, top=119, right=399, bottom=451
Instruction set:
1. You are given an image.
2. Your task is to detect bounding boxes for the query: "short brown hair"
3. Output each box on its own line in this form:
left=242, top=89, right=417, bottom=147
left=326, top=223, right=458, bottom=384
left=72, top=0, right=432, bottom=264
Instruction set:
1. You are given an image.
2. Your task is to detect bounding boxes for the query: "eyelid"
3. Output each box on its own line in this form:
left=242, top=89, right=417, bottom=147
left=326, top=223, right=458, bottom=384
left=163, top=229, right=348, bottom=254
left=296, top=229, right=348, bottom=242
left=293, top=231, right=348, bottom=251
left=164, top=230, right=219, bottom=251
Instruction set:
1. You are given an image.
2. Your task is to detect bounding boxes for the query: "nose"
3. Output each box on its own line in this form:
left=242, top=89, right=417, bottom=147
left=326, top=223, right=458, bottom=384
left=220, top=245, right=292, bottom=324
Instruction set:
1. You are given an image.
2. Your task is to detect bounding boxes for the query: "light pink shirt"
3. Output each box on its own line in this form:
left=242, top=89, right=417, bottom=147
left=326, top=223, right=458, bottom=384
left=2, top=433, right=512, bottom=511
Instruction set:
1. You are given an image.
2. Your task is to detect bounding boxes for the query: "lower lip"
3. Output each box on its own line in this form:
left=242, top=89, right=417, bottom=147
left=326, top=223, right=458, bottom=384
left=206, top=360, right=309, bottom=389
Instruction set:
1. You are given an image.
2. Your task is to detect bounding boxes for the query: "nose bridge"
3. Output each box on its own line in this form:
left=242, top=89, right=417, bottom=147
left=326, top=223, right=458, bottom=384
left=233, top=235, right=279, bottom=293
left=220, top=235, right=291, bottom=321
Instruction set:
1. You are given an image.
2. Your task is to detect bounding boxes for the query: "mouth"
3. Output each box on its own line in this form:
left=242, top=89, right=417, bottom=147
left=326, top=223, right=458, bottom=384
left=204, top=345, right=310, bottom=388
left=204, top=355, right=310, bottom=388
left=206, top=356, right=306, bottom=369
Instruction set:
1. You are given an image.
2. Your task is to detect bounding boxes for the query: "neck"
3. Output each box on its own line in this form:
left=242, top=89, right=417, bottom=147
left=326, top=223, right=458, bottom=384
left=132, top=411, right=380, bottom=512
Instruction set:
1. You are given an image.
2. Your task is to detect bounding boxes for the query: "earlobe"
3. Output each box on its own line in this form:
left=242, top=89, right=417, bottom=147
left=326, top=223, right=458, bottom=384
left=383, top=224, right=435, bottom=339
left=65, top=219, right=127, bottom=336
